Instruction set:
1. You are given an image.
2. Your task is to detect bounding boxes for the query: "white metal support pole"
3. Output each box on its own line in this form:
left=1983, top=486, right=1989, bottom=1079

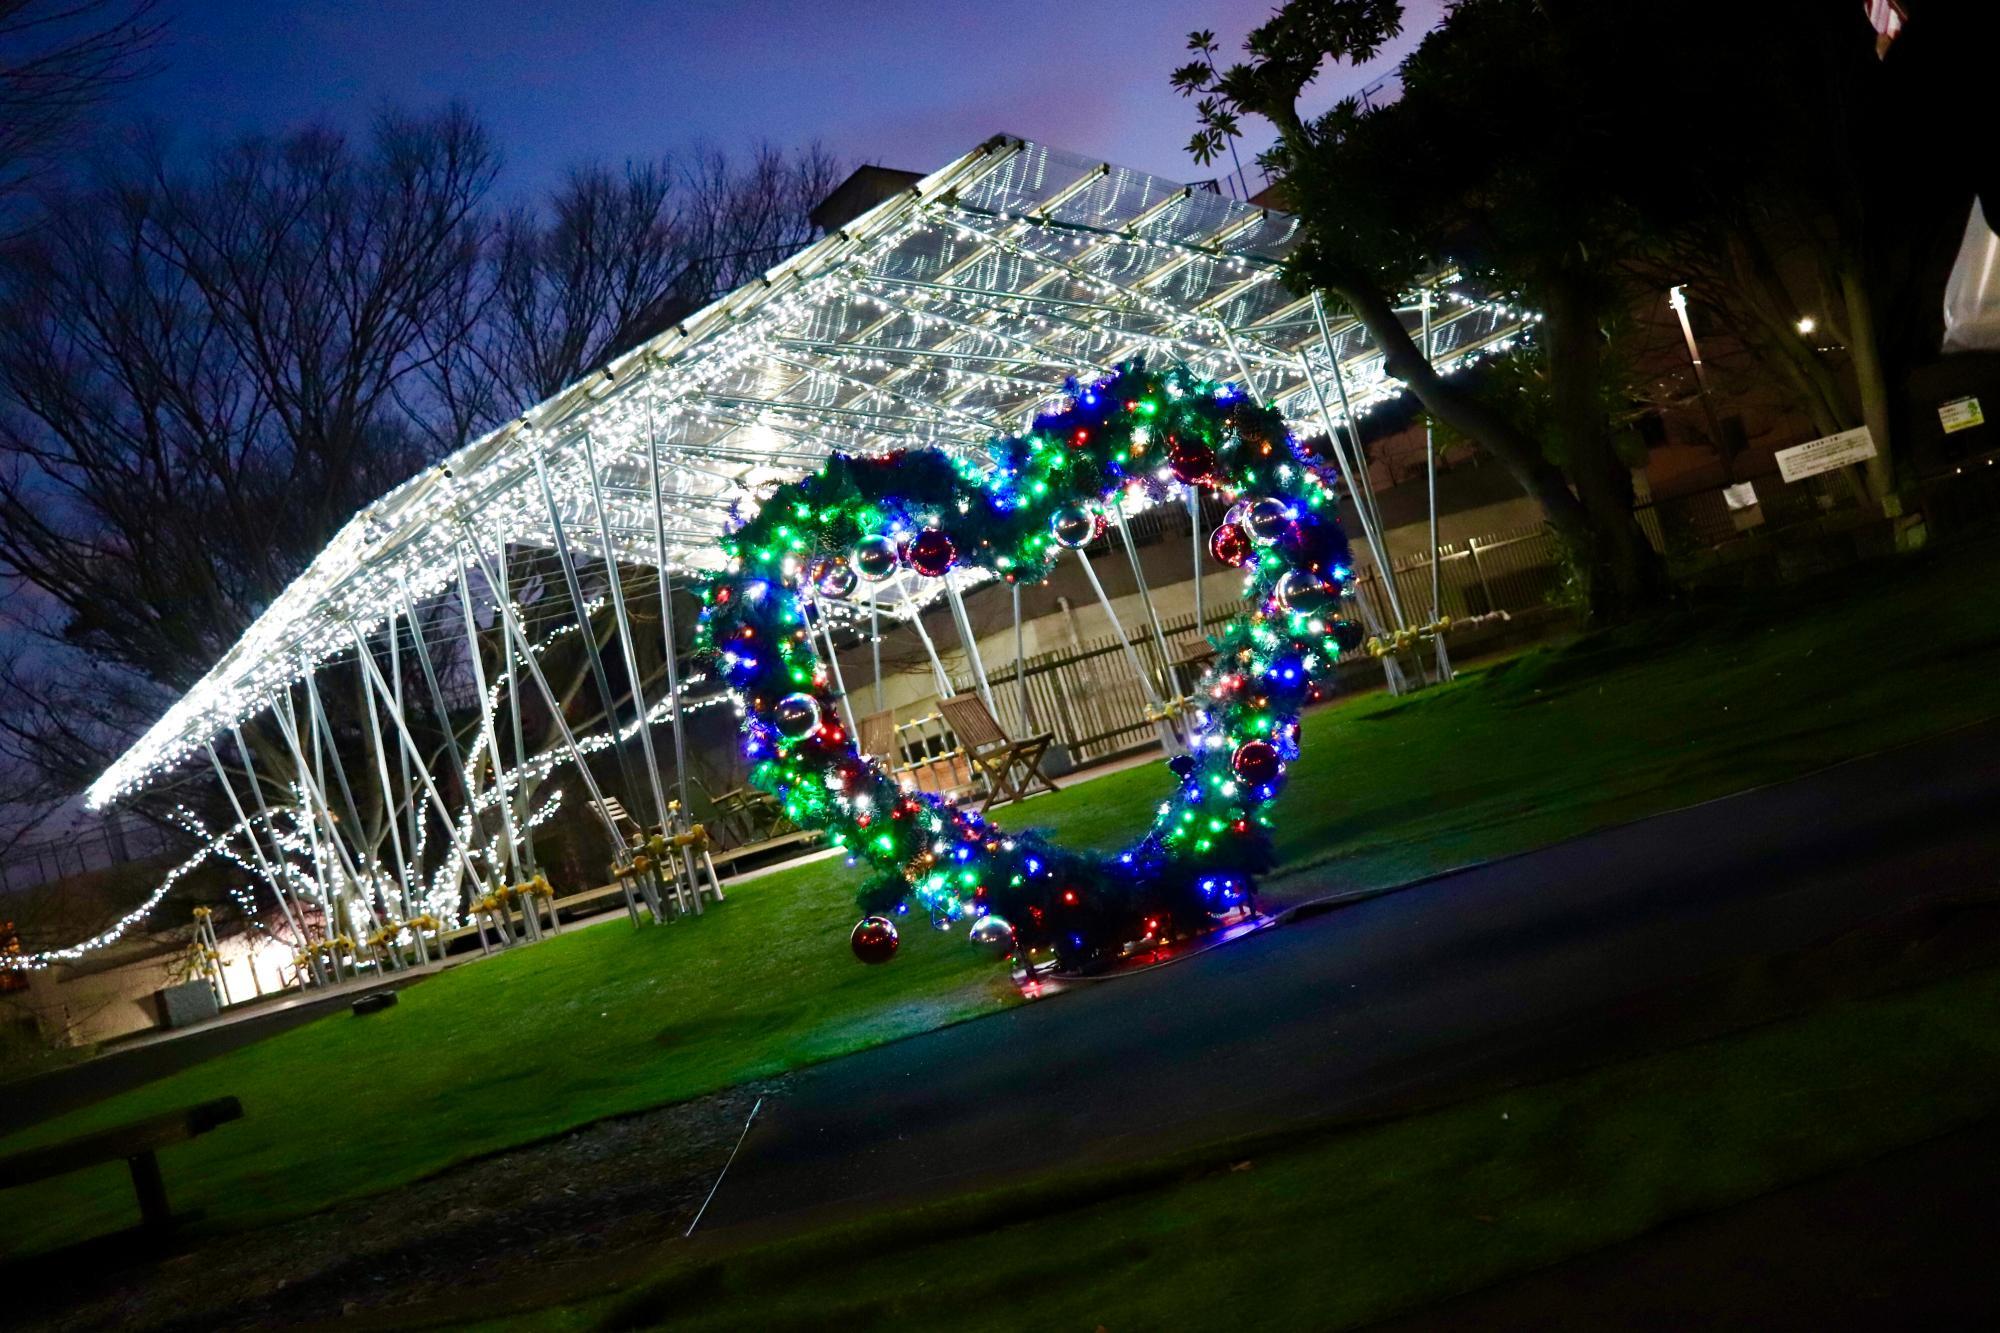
left=452, top=563, right=526, bottom=890
left=896, top=581, right=956, bottom=698
left=533, top=451, right=647, bottom=810
left=347, top=622, right=489, bottom=905
left=1188, top=487, right=1206, bottom=639
left=456, top=533, right=630, bottom=859
left=1072, top=545, right=1181, bottom=754
left=1216, top=322, right=1262, bottom=401
left=1298, top=351, right=1397, bottom=593
left=813, top=595, right=859, bottom=738
left=1305, top=296, right=1413, bottom=695
left=1011, top=582, right=1031, bottom=734
left=943, top=571, right=997, bottom=716
left=643, top=411, right=720, bottom=910
left=581, top=430, right=676, bottom=841
left=1297, top=349, right=1406, bottom=694
left=387, top=614, right=423, bottom=886
left=230, top=723, right=327, bottom=986
left=269, top=687, right=366, bottom=959
left=282, top=685, right=362, bottom=927
left=1312, top=294, right=1398, bottom=584
left=300, top=662, right=385, bottom=933
left=487, top=532, right=538, bottom=875
left=1112, top=494, right=1182, bottom=741
left=398, top=576, right=496, bottom=894
left=868, top=597, right=885, bottom=712
left=1421, top=289, right=1453, bottom=682
left=205, top=740, right=315, bottom=983
left=351, top=631, right=416, bottom=924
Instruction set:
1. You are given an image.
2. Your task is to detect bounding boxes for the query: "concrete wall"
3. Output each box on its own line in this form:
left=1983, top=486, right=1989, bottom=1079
left=3, top=928, right=297, bottom=1049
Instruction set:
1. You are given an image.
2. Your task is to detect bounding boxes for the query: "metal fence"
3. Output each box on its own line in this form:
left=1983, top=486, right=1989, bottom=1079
left=885, top=522, right=1572, bottom=775
left=1633, top=468, right=1863, bottom=557
left=0, top=814, right=172, bottom=895
left=1354, top=526, right=1568, bottom=627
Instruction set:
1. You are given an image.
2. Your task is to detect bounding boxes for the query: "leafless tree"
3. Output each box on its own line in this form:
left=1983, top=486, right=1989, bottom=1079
left=482, top=160, right=688, bottom=405
left=458, top=141, right=842, bottom=418
left=0, top=107, right=499, bottom=804
left=675, top=142, right=842, bottom=301
left=0, top=0, right=163, bottom=211
left=0, top=109, right=840, bottom=920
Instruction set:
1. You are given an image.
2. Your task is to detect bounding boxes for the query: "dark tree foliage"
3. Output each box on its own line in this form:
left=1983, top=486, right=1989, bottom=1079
left=1174, top=0, right=1993, bottom=617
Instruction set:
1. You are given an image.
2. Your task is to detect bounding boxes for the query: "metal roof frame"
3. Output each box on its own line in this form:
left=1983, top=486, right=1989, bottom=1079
left=86, top=135, right=1529, bottom=809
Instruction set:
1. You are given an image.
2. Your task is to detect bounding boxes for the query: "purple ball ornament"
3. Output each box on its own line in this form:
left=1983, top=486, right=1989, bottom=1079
left=1050, top=507, right=1100, bottom=549
left=815, top=559, right=859, bottom=600
left=850, top=915, right=900, bottom=964
left=1276, top=570, right=1339, bottom=618
left=907, top=527, right=957, bottom=578
left=1166, top=435, right=1216, bottom=484
left=1245, top=498, right=1291, bottom=545
left=967, top=913, right=1016, bottom=957
left=773, top=692, right=823, bottom=740
left=1231, top=738, right=1283, bottom=787
left=1208, top=522, right=1253, bottom=568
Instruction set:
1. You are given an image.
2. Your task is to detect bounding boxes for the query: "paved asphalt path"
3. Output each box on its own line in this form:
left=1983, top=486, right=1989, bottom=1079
left=702, top=717, right=2000, bottom=1233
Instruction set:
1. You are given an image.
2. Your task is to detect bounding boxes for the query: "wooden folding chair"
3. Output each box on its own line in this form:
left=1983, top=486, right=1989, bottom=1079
left=857, top=708, right=900, bottom=766
left=936, top=694, right=1059, bottom=813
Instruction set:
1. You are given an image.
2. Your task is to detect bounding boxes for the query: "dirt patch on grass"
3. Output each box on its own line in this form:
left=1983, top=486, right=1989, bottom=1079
left=10, top=1077, right=783, bottom=1332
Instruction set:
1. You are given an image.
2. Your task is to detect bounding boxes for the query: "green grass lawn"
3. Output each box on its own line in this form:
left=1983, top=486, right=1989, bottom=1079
left=591, top=963, right=2000, bottom=1332
left=8, top=533, right=2000, bottom=1260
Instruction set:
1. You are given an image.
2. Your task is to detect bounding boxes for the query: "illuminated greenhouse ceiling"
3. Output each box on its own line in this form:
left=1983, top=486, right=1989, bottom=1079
left=87, top=134, right=1530, bottom=810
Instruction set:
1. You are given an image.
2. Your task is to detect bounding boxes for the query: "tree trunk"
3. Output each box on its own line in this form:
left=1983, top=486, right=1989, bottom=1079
left=1720, top=227, right=1856, bottom=438
left=1541, top=271, right=1672, bottom=621
left=1837, top=261, right=1895, bottom=502
left=1325, top=269, right=1664, bottom=621
left=1325, top=274, right=1591, bottom=539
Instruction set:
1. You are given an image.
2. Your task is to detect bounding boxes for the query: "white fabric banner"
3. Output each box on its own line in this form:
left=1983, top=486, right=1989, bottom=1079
left=1943, top=197, right=2000, bottom=354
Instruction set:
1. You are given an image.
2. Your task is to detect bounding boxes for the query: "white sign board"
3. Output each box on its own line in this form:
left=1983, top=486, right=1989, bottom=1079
left=1939, top=396, right=1985, bottom=434
left=1721, top=481, right=1759, bottom=511
left=1776, top=426, right=1877, bottom=483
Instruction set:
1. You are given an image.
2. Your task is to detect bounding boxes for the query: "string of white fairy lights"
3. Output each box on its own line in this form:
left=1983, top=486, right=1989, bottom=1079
left=41, top=143, right=1539, bottom=971
left=82, top=143, right=1524, bottom=812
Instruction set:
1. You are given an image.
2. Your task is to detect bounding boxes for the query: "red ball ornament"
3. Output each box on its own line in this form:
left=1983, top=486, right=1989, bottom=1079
left=850, top=915, right=900, bottom=964
left=1166, top=436, right=1215, bottom=484
left=1231, top=739, right=1283, bottom=787
left=907, top=528, right=957, bottom=578
left=1208, top=522, right=1253, bottom=567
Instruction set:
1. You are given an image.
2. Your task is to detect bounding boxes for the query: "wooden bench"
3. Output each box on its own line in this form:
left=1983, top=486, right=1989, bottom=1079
left=0, top=1096, right=243, bottom=1236
left=707, top=827, right=822, bottom=873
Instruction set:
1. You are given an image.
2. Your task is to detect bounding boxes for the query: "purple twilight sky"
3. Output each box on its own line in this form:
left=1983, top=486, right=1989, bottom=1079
left=123, top=0, right=1445, bottom=199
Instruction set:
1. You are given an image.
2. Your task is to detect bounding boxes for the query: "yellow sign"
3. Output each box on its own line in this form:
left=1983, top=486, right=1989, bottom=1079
left=1939, top=397, right=1985, bottom=434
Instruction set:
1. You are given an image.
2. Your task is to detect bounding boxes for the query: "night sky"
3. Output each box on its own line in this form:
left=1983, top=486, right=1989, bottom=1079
left=118, top=0, right=1444, bottom=198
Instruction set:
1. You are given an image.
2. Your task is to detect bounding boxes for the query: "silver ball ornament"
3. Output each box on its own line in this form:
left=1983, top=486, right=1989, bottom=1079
left=1245, top=498, right=1290, bottom=545
left=968, top=914, right=1016, bottom=957
left=1050, top=507, right=1098, bottom=549
left=851, top=534, right=899, bottom=582
left=773, top=692, right=822, bottom=739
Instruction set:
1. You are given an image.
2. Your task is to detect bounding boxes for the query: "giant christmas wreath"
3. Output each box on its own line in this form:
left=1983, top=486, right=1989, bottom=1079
left=694, top=362, right=1360, bottom=972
